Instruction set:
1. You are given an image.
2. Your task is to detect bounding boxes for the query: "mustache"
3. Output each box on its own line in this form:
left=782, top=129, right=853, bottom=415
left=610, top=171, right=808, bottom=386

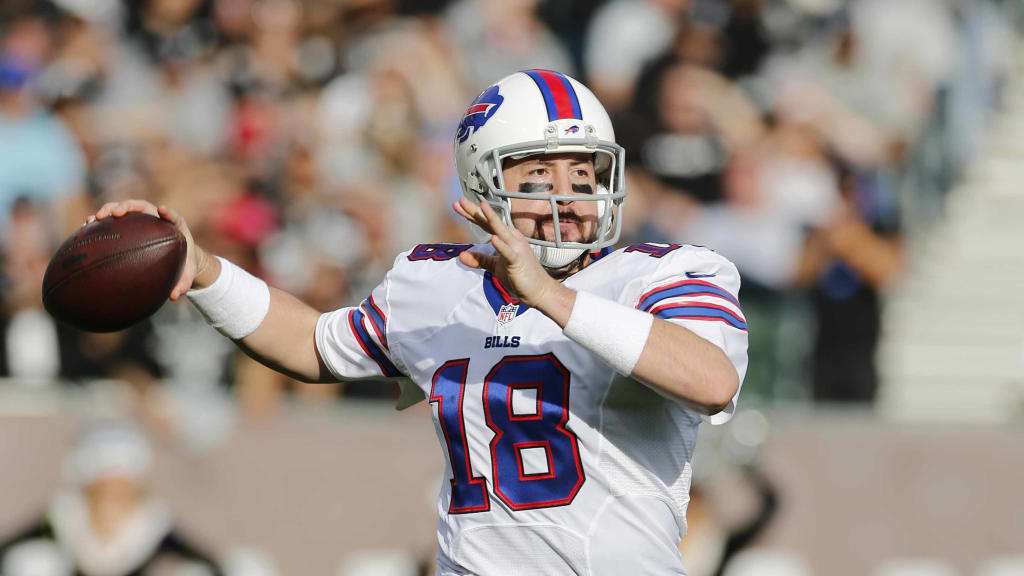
left=538, top=211, right=587, bottom=226
left=508, top=210, right=584, bottom=226
left=541, top=214, right=580, bottom=225
left=517, top=183, right=594, bottom=194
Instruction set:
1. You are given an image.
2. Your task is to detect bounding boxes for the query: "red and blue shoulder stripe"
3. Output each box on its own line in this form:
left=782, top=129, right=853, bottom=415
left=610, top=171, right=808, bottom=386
left=348, top=309, right=401, bottom=377
left=647, top=302, right=747, bottom=330
left=638, top=279, right=740, bottom=310
left=637, top=279, right=746, bottom=331
left=360, top=294, right=388, bottom=350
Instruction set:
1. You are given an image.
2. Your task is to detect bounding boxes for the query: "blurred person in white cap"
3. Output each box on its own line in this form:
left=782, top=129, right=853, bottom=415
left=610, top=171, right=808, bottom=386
left=0, top=422, right=223, bottom=576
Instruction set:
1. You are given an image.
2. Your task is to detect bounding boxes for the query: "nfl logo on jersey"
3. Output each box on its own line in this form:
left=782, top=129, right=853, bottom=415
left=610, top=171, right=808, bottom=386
left=496, top=302, right=519, bottom=326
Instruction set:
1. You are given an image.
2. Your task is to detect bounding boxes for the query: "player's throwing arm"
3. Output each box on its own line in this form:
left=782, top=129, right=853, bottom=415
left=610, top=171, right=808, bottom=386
left=88, top=199, right=334, bottom=383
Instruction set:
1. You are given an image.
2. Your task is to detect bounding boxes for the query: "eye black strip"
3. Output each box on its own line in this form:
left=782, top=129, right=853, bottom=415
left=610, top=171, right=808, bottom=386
left=518, top=183, right=554, bottom=193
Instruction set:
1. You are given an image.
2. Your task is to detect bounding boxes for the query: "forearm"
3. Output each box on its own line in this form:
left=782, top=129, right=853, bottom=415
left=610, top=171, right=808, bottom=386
left=631, top=318, right=739, bottom=413
left=828, top=220, right=903, bottom=289
left=708, top=85, right=765, bottom=150
left=190, top=249, right=331, bottom=383
left=236, top=286, right=330, bottom=383
left=536, top=285, right=738, bottom=413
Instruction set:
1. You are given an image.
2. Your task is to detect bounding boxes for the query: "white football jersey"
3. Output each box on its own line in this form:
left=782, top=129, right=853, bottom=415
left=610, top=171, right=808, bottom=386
left=316, top=242, right=748, bottom=576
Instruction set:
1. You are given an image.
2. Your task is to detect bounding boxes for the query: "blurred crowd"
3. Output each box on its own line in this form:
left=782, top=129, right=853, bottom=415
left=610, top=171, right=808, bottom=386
left=0, top=0, right=1018, bottom=424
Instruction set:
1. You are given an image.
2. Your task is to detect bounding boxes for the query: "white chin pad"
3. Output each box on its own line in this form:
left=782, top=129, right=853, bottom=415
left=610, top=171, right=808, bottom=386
left=531, top=244, right=585, bottom=269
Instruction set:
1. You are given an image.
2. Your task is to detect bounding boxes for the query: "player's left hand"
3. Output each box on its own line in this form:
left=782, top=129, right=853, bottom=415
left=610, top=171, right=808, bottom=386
left=453, top=197, right=560, bottom=308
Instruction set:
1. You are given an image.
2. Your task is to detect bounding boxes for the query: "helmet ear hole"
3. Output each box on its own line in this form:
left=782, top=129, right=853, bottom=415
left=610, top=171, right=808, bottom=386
left=594, top=150, right=615, bottom=190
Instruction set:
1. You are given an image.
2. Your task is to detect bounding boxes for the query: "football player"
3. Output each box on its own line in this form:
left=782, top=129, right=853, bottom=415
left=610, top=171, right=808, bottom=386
left=89, top=70, right=747, bottom=575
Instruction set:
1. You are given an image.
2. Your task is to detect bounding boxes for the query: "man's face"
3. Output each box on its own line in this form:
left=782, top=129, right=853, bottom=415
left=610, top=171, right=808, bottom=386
left=501, top=152, right=599, bottom=245
left=86, top=475, right=145, bottom=535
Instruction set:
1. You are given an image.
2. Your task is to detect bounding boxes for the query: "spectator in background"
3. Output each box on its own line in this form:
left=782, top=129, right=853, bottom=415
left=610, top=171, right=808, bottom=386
left=677, top=118, right=840, bottom=399
left=624, top=57, right=763, bottom=208
left=0, top=9, right=87, bottom=233
left=761, top=3, right=955, bottom=157
left=95, top=0, right=232, bottom=156
left=318, top=24, right=469, bottom=275
left=0, top=422, right=223, bottom=576
left=584, top=0, right=691, bottom=111
left=717, top=0, right=771, bottom=81
left=0, top=197, right=163, bottom=395
left=36, top=1, right=112, bottom=180
left=618, top=16, right=763, bottom=227
left=761, top=12, right=910, bottom=403
left=682, top=122, right=839, bottom=293
left=680, top=467, right=778, bottom=576
left=0, top=198, right=61, bottom=383
left=444, top=0, right=573, bottom=91
left=795, top=165, right=903, bottom=403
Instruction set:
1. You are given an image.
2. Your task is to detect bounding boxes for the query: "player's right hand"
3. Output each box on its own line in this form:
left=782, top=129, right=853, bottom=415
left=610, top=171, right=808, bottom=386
left=453, top=197, right=561, bottom=308
left=86, top=199, right=211, bottom=301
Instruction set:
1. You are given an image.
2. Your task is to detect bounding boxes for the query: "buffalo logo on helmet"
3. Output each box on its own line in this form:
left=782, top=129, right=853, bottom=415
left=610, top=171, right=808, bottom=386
left=563, top=125, right=580, bottom=135
left=456, top=85, right=504, bottom=144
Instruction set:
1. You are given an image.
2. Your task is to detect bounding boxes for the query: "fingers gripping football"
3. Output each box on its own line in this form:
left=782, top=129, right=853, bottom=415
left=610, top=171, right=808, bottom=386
left=87, top=199, right=203, bottom=301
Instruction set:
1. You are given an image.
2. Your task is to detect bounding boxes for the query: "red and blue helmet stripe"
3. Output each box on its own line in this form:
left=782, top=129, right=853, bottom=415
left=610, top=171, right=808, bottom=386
left=523, top=70, right=583, bottom=122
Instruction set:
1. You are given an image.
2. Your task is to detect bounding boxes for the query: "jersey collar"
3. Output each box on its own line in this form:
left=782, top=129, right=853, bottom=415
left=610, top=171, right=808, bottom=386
left=482, top=272, right=531, bottom=318
left=481, top=247, right=612, bottom=316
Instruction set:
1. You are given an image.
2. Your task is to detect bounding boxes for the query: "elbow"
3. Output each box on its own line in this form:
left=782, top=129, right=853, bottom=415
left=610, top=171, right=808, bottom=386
left=702, top=371, right=739, bottom=415
left=702, top=400, right=731, bottom=417
left=704, top=399, right=732, bottom=416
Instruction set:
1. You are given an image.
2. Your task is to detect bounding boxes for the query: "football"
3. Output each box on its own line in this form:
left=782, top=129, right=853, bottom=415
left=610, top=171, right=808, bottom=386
left=42, top=213, right=186, bottom=333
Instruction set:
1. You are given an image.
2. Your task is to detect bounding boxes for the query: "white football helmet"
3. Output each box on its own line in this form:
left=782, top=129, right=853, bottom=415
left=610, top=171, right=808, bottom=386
left=454, top=70, right=626, bottom=269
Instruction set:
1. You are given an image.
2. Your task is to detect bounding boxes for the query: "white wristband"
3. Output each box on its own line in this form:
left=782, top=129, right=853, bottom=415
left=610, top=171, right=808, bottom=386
left=186, top=256, right=270, bottom=340
left=563, top=290, right=653, bottom=376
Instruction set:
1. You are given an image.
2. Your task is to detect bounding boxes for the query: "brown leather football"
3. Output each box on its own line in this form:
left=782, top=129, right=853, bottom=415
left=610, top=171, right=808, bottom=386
left=42, top=213, right=186, bottom=332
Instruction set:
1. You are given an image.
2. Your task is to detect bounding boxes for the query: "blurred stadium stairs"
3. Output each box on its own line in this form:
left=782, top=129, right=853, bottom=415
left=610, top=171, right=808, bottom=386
left=878, top=58, right=1024, bottom=422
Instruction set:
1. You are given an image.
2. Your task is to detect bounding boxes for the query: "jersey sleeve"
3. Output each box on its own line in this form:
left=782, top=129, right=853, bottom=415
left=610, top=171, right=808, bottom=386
left=315, top=260, right=415, bottom=387
left=636, top=249, right=749, bottom=425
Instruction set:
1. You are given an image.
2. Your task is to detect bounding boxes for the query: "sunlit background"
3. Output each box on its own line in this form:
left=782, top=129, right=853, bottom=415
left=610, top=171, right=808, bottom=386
left=1, top=0, right=1023, bottom=575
